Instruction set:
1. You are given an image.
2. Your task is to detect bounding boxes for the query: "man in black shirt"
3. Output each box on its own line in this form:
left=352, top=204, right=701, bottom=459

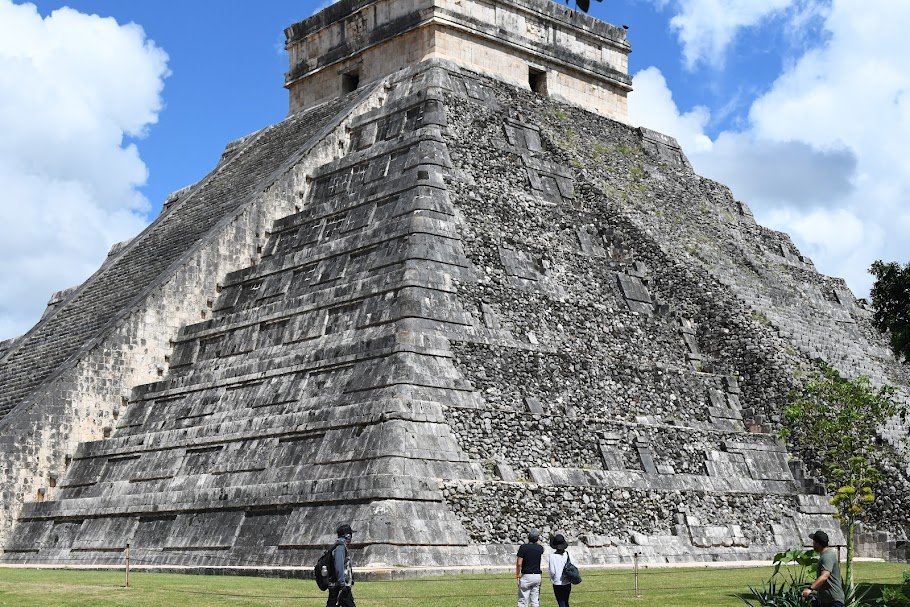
left=516, top=529, right=545, bottom=607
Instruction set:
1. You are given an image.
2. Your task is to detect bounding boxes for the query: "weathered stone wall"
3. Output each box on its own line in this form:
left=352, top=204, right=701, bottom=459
left=284, top=0, right=632, bottom=120
left=3, top=59, right=905, bottom=568
left=433, top=25, right=629, bottom=121
left=0, top=83, right=388, bottom=549
left=287, top=26, right=436, bottom=112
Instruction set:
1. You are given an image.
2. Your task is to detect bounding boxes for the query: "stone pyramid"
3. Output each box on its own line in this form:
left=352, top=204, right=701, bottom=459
left=1, top=0, right=908, bottom=568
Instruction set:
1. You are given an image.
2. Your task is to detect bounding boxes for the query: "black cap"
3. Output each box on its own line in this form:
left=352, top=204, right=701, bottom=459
left=550, top=534, right=569, bottom=551
left=809, top=530, right=829, bottom=546
left=337, top=524, right=354, bottom=537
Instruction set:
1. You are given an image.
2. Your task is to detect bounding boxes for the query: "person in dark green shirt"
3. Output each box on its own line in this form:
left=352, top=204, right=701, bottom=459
left=802, top=530, right=845, bottom=607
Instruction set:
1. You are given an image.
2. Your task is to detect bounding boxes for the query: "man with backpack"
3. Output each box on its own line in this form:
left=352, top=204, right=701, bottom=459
left=319, top=523, right=356, bottom=607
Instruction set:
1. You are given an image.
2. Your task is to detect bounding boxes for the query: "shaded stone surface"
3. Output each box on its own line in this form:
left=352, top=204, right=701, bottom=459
left=0, top=58, right=906, bottom=568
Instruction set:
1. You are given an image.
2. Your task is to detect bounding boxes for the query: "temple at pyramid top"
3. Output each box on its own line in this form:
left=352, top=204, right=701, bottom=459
left=284, top=0, right=633, bottom=121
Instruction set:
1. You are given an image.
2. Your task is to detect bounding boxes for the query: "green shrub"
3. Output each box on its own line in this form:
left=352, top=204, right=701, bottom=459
left=882, top=572, right=910, bottom=606
left=741, top=575, right=809, bottom=607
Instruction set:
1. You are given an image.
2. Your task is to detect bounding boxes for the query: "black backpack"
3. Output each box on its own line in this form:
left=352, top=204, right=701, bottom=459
left=314, top=545, right=337, bottom=591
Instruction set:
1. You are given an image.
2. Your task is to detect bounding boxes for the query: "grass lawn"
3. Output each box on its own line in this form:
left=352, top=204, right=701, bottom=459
left=0, top=561, right=904, bottom=607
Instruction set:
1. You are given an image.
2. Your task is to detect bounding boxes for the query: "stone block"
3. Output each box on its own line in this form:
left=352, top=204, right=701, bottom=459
left=638, top=128, right=691, bottom=168
left=598, top=442, right=626, bottom=471
left=480, top=303, right=501, bottom=330
left=617, top=273, right=652, bottom=304
left=576, top=228, right=605, bottom=257
left=5, top=521, right=52, bottom=552
left=679, top=318, right=697, bottom=335
left=164, top=511, right=245, bottom=550
left=284, top=311, right=328, bottom=343
left=581, top=534, right=612, bottom=548
left=636, top=446, right=658, bottom=475
left=708, top=389, right=727, bottom=409
left=797, top=495, right=836, bottom=515
left=524, top=397, right=545, bottom=415
left=494, top=461, right=517, bottom=482
left=704, top=451, right=749, bottom=478
left=500, top=247, right=544, bottom=281
left=130, top=451, right=181, bottom=482
left=72, top=517, right=137, bottom=551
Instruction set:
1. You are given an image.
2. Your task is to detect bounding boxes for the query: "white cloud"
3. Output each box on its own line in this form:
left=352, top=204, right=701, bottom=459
left=695, top=131, right=856, bottom=209
left=0, top=1, right=168, bottom=340
left=665, top=0, right=800, bottom=69
left=628, top=67, right=714, bottom=153
left=629, top=0, right=910, bottom=296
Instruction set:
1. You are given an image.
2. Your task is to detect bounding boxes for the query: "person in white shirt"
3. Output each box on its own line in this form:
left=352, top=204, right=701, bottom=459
left=548, top=534, right=572, bottom=607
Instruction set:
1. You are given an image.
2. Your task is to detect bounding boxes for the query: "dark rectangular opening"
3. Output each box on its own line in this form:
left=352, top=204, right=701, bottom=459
left=342, top=71, right=360, bottom=94
left=529, top=68, right=548, bottom=96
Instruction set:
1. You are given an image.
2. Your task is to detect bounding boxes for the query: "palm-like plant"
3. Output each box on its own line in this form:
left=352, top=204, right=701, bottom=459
left=741, top=576, right=810, bottom=607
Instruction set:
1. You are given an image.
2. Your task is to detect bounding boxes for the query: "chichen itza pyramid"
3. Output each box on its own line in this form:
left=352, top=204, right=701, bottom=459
left=0, top=0, right=908, bottom=569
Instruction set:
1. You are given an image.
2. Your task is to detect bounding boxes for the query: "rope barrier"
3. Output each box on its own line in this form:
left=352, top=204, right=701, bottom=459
left=2, top=545, right=781, bottom=576
left=8, top=548, right=768, bottom=581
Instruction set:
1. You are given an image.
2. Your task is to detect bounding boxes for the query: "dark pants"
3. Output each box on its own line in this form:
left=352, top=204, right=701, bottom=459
left=553, top=584, right=572, bottom=607
left=327, top=586, right=356, bottom=607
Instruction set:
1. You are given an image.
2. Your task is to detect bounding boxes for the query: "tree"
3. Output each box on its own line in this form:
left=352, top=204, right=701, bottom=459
left=566, top=0, right=603, bottom=13
left=782, top=365, right=904, bottom=588
left=870, top=260, right=910, bottom=363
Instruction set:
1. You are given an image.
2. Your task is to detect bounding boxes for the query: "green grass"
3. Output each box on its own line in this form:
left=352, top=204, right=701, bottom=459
left=0, top=562, right=903, bottom=607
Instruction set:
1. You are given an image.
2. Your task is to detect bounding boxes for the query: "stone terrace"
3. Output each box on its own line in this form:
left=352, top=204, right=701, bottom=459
left=0, top=90, right=376, bottom=419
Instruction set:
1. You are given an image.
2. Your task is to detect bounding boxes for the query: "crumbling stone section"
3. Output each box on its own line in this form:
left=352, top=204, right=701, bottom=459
left=0, top=339, right=17, bottom=360
left=443, top=482, right=822, bottom=563
left=451, top=342, right=720, bottom=424
left=447, top=406, right=783, bottom=478
left=428, top=71, right=846, bottom=561
left=499, top=71, right=910, bottom=542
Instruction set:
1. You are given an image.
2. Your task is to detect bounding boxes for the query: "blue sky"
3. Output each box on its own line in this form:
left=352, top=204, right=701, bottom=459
left=1, top=0, right=908, bottom=339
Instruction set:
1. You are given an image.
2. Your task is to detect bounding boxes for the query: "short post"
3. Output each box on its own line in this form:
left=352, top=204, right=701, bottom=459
left=633, top=552, right=641, bottom=598
left=837, top=544, right=842, bottom=564
left=125, top=543, right=130, bottom=588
